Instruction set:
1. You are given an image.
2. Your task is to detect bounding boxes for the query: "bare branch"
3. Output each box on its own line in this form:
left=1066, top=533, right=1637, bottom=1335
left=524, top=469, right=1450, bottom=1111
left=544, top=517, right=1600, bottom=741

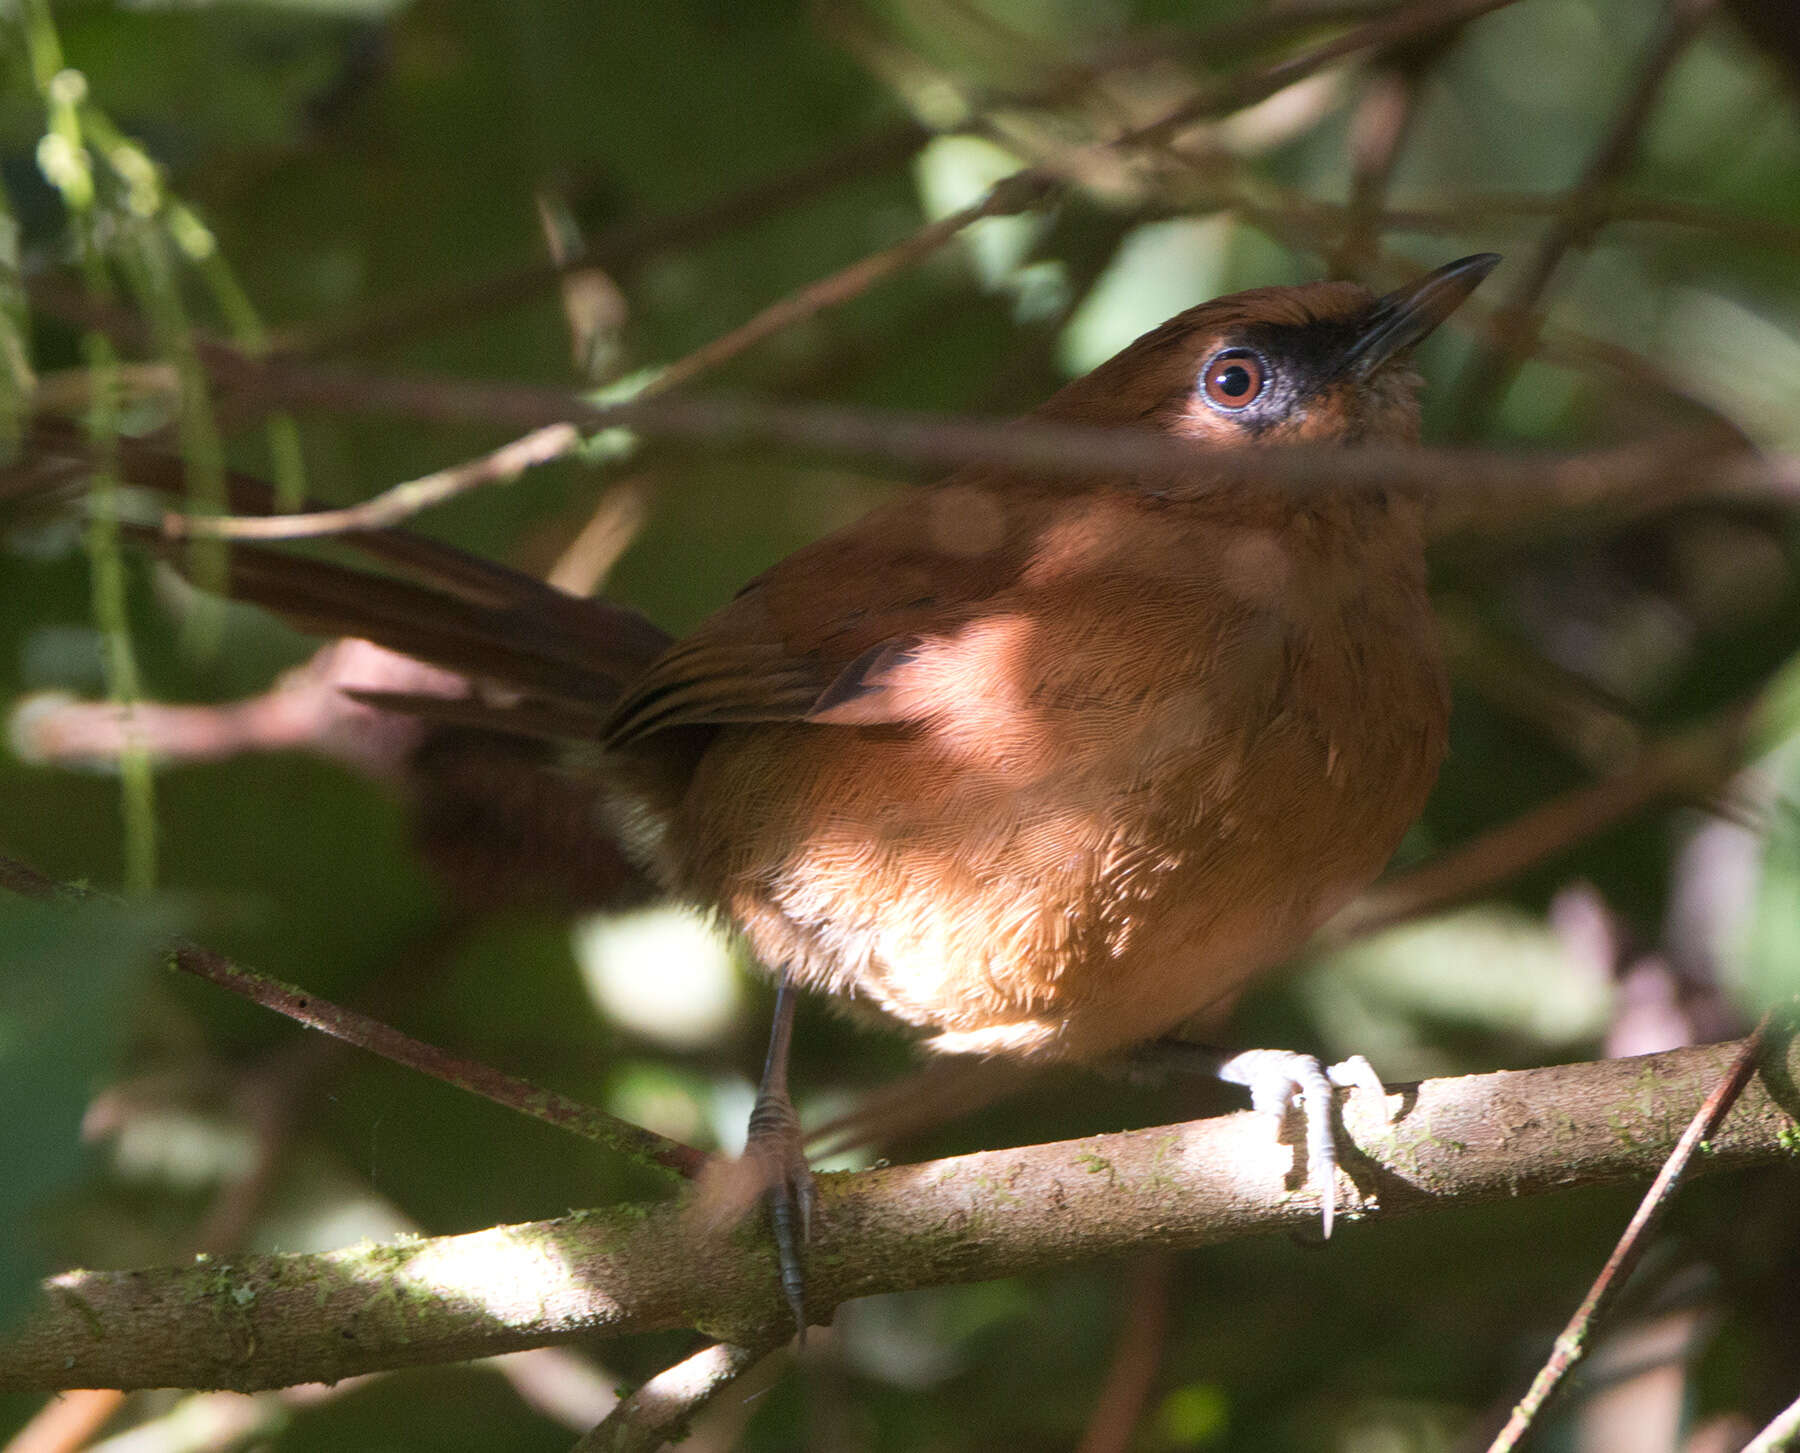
left=277, top=0, right=1520, bottom=364
left=183, top=173, right=1052, bottom=545
left=279, top=121, right=934, bottom=360
left=570, top=1340, right=780, bottom=1453
left=1335, top=50, right=1436, bottom=275
left=34, top=283, right=1791, bottom=537
left=165, top=423, right=584, bottom=541
left=0, top=853, right=705, bottom=1180
left=1484, top=1017, right=1773, bottom=1452
left=0, top=1034, right=1793, bottom=1394
left=70, top=0, right=1537, bottom=550
left=1075, top=1253, right=1174, bottom=1453
left=1119, top=0, right=1519, bottom=153
left=1349, top=192, right=1800, bottom=259
left=43, top=336, right=1762, bottom=511
left=1325, top=703, right=1756, bottom=946
left=1450, top=0, right=1720, bottom=434
left=1743, top=1390, right=1800, bottom=1453
left=649, top=173, right=1052, bottom=397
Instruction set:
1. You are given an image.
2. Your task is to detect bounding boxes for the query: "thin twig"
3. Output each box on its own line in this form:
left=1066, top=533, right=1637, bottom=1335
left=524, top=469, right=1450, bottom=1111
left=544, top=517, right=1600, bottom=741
left=279, top=0, right=1502, bottom=365
left=1336, top=66, right=1425, bottom=275
left=62, top=2, right=1504, bottom=393
left=23, top=267, right=1779, bottom=550
left=167, top=423, right=583, bottom=541
left=1, top=1390, right=126, bottom=1453
left=191, top=173, right=1053, bottom=544
left=992, top=2, right=1462, bottom=118
left=280, top=122, right=933, bottom=360
left=1120, top=0, right=1517, bottom=153
left=1451, top=0, right=1719, bottom=435
left=1743, top=1391, right=1800, bottom=1453
left=1334, top=11, right=1465, bottom=276
left=544, top=475, right=652, bottom=597
left=1324, top=703, right=1753, bottom=946
left=648, top=172, right=1052, bottom=397
left=34, top=226, right=1769, bottom=513
left=0, top=851, right=705, bottom=1180
left=121, top=347, right=1777, bottom=504
left=1482, top=1014, right=1775, bottom=1452
left=1207, top=180, right=1800, bottom=259
left=171, top=930, right=707, bottom=1175
left=1211, top=170, right=1750, bottom=444
left=1343, top=191, right=1800, bottom=258
left=570, top=1339, right=780, bottom=1453
left=64, top=372, right=1792, bottom=539
left=1075, top=1252, right=1174, bottom=1453
left=134, top=0, right=1523, bottom=544
left=31, top=0, right=1523, bottom=386
left=18, top=318, right=1783, bottom=547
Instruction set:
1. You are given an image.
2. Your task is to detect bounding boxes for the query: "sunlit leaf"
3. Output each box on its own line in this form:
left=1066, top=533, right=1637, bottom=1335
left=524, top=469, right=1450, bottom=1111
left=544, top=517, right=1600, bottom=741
left=915, top=134, right=1043, bottom=296
left=1302, top=906, right=1613, bottom=1075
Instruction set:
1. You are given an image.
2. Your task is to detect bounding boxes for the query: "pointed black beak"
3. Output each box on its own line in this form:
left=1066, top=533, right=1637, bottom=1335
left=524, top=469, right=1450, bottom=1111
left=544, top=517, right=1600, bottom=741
left=1341, top=253, right=1500, bottom=376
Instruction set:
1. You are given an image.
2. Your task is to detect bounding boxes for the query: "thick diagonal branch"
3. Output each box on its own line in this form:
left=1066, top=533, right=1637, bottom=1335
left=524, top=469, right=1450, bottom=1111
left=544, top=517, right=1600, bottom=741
left=2, top=1035, right=1794, bottom=1395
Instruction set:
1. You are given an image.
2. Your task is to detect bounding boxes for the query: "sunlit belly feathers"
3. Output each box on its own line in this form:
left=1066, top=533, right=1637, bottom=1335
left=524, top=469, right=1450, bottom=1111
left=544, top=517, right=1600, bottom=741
left=669, top=504, right=1447, bottom=1062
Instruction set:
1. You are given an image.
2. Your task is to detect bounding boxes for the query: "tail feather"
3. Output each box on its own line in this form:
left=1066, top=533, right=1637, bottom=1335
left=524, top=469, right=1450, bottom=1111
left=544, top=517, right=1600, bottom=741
left=209, top=539, right=660, bottom=712
left=343, top=688, right=613, bottom=742
left=10, top=418, right=673, bottom=723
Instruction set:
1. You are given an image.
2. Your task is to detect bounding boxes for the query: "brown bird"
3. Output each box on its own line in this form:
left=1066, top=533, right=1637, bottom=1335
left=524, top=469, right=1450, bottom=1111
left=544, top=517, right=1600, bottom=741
left=22, top=252, right=1497, bottom=1331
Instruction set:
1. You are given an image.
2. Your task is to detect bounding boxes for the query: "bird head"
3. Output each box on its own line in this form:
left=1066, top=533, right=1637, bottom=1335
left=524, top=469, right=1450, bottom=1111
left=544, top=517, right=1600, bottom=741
left=1045, top=253, right=1500, bottom=449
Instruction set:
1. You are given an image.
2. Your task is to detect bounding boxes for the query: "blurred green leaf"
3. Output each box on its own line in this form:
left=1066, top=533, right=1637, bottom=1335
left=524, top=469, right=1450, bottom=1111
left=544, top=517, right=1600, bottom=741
left=0, top=177, right=29, bottom=460
left=915, top=133, right=1057, bottom=317
left=1060, top=215, right=1247, bottom=375
left=1743, top=746, right=1800, bottom=1009
left=1156, top=1381, right=1230, bottom=1447
left=1303, top=906, right=1613, bottom=1076
left=0, top=892, right=171, bottom=1328
left=1752, top=646, right=1800, bottom=759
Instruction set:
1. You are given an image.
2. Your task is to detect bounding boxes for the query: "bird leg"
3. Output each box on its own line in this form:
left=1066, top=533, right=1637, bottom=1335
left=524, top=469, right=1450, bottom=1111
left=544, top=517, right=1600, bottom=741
left=745, top=976, right=814, bottom=1338
left=1133, top=1041, right=1392, bottom=1237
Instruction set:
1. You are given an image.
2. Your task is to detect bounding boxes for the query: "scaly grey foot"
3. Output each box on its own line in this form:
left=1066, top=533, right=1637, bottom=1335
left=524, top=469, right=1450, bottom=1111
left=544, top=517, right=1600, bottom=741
left=745, top=1076, right=816, bottom=1338
left=748, top=976, right=814, bottom=1338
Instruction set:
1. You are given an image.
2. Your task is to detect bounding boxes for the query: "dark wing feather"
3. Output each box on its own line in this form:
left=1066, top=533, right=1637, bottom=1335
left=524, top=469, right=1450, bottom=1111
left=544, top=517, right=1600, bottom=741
left=16, top=419, right=673, bottom=698
left=806, top=639, right=925, bottom=725
left=603, top=478, right=1039, bottom=747
left=343, top=689, right=615, bottom=742
left=196, top=541, right=646, bottom=711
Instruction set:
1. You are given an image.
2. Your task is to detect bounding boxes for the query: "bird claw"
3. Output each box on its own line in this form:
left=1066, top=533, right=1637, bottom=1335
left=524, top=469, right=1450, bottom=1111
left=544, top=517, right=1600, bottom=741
left=745, top=1084, right=816, bottom=1339
left=1214, top=1048, right=1390, bottom=1238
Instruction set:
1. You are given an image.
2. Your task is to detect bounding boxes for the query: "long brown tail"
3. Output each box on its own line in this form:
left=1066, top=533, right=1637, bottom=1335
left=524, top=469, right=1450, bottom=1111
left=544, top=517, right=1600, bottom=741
left=8, top=419, right=673, bottom=731
left=8, top=421, right=678, bottom=910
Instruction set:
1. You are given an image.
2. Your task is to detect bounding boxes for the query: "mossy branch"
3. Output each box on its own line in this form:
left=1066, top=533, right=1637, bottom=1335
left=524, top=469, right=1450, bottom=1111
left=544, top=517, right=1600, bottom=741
left=2, top=1034, right=1795, bottom=1395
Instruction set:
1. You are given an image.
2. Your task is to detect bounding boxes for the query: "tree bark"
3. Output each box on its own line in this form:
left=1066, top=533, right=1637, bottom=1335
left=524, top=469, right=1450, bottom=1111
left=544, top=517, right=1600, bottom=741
left=3, top=1034, right=1794, bottom=1394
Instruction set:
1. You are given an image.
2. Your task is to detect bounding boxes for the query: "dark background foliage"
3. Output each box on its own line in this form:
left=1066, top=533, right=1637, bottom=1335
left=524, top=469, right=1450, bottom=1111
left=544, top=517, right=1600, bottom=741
left=4, top=0, right=1800, bottom=1448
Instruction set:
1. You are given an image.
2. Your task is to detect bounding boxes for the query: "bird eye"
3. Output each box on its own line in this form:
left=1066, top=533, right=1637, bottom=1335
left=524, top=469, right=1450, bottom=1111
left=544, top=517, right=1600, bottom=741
left=1200, top=350, right=1265, bottom=410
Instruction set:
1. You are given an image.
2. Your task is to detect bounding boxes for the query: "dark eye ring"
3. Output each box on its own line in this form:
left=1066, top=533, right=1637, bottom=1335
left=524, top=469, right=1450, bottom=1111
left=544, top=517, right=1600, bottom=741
left=1200, top=350, right=1265, bottom=410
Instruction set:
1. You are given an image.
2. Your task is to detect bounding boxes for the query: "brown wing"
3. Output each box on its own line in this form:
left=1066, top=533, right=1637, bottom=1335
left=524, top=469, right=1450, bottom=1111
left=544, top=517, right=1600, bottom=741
left=602, top=476, right=1041, bottom=746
